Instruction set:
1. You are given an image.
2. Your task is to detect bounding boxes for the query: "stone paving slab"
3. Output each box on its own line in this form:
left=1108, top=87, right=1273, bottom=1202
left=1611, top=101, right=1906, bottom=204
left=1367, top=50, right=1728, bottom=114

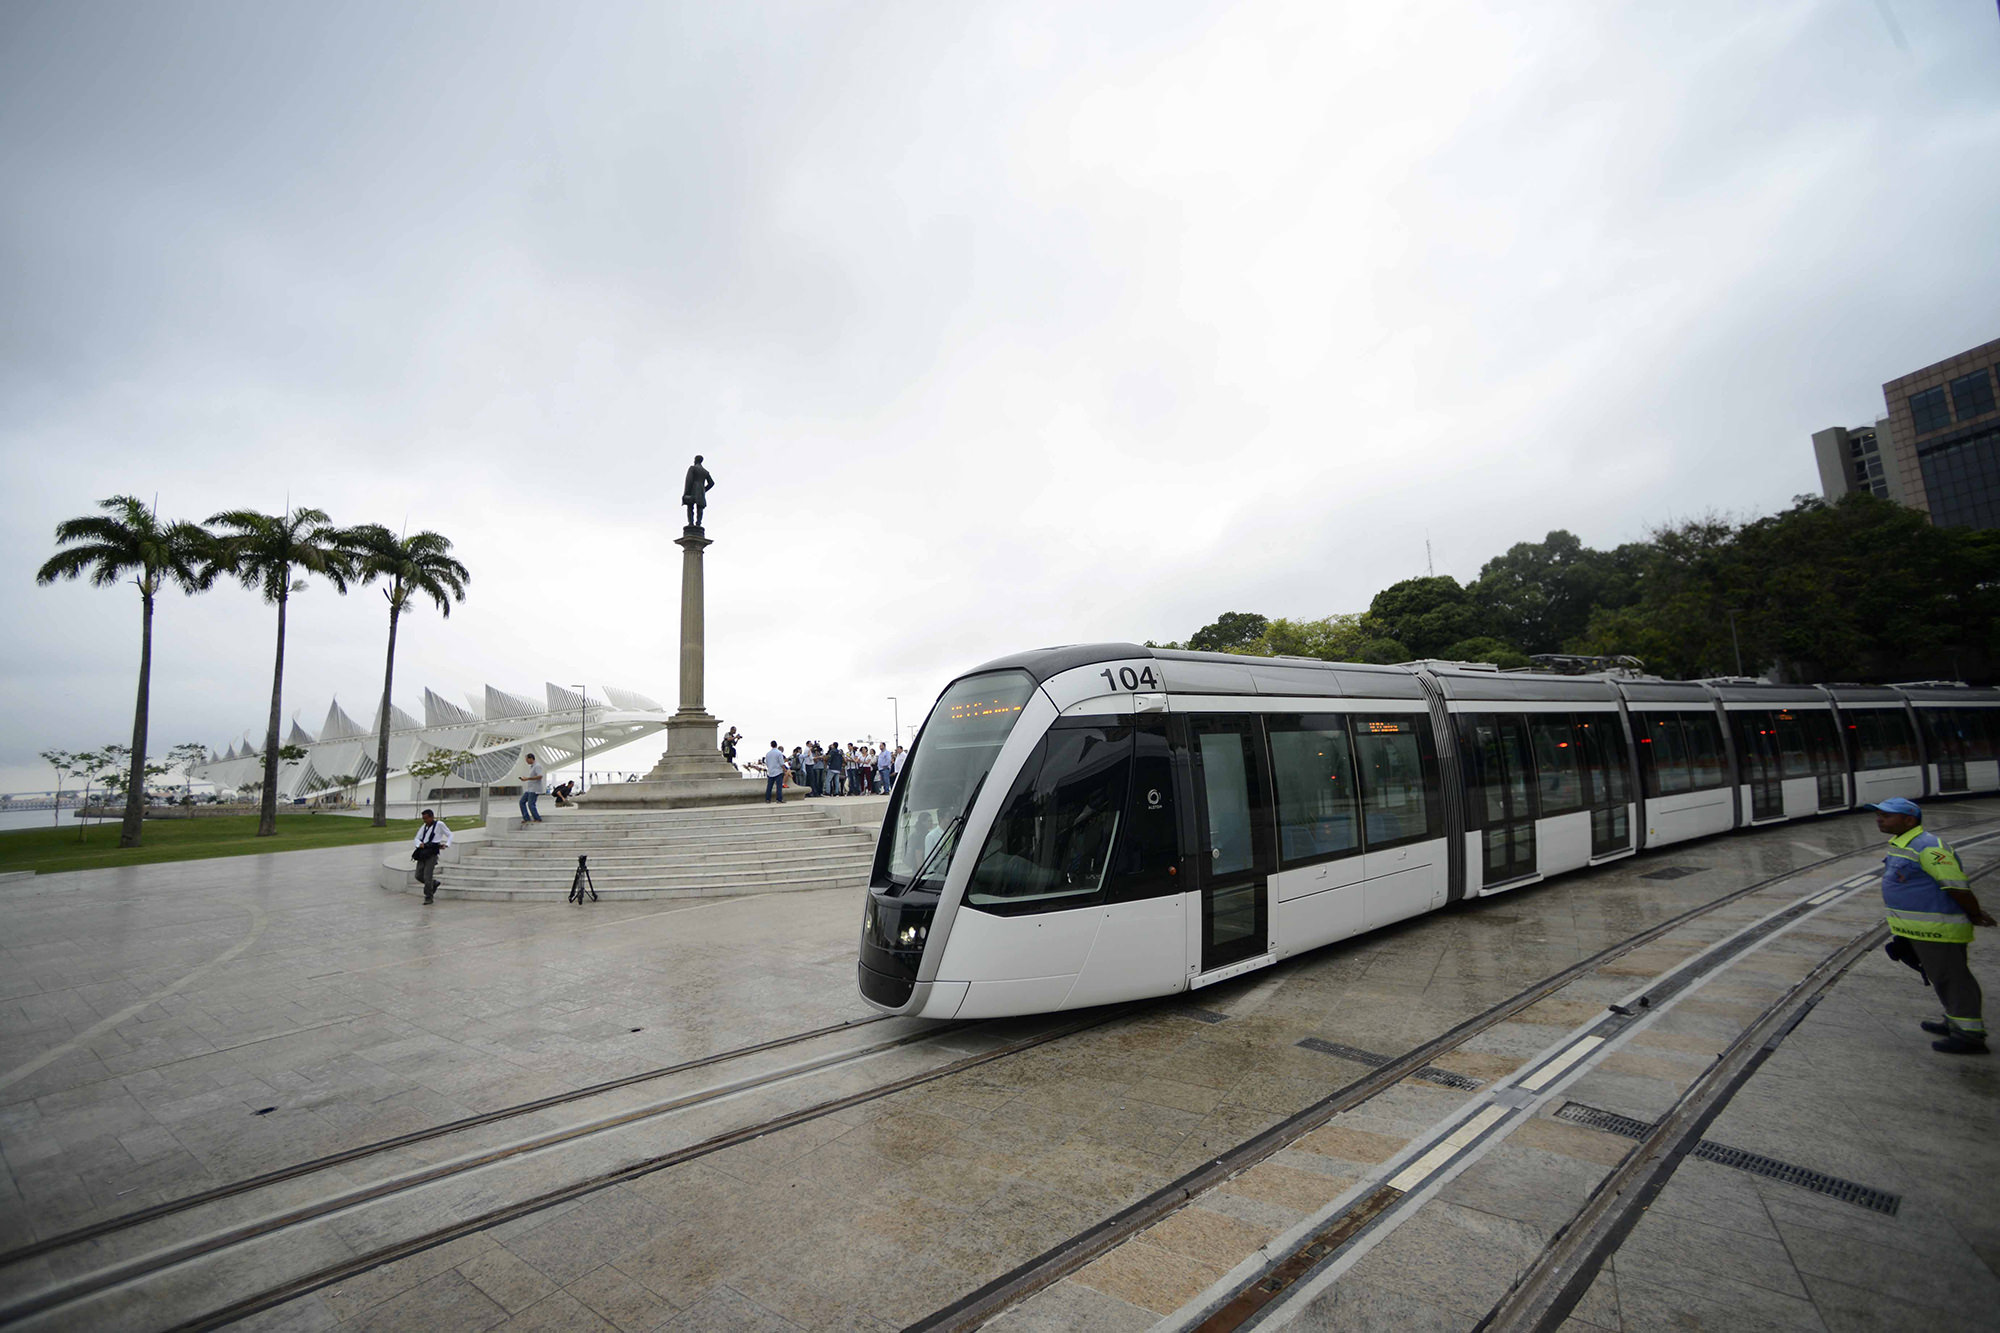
left=2, top=802, right=1996, bottom=1330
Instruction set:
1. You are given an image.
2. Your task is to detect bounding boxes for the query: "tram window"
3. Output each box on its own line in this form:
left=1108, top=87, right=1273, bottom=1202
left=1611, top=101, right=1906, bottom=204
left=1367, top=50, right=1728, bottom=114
left=1920, top=710, right=1967, bottom=762
left=1529, top=717, right=1585, bottom=816
left=1681, top=712, right=1727, bottom=789
left=1353, top=715, right=1440, bottom=848
left=966, top=723, right=1132, bottom=913
left=1774, top=712, right=1812, bottom=778
left=1106, top=719, right=1183, bottom=902
left=1640, top=715, right=1690, bottom=796
left=1197, top=730, right=1257, bottom=875
left=1851, top=710, right=1916, bottom=770
left=1267, top=716, right=1360, bottom=866
left=1799, top=711, right=1844, bottom=775
left=1964, top=709, right=2000, bottom=761
left=1579, top=715, right=1631, bottom=805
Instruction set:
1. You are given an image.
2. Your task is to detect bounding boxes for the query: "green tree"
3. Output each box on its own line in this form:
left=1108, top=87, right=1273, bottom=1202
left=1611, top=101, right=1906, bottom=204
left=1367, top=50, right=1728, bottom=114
left=1366, top=576, right=1491, bottom=659
left=1188, top=612, right=1269, bottom=653
left=73, top=747, right=121, bottom=840
left=1438, top=637, right=1533, bottom=670
left=166, top=742, right=208, bottom=805
left=407, top=748, right=478, bottom=807
left=346, top=526, right=470, bottom=826
left=207, top=507, right=356, bottom=836
left=35, top=496, right=214, bottom=848
left=1234, top=614, right=1411, bottom=665
left=1472, top=530, right=1645, bottom=656
left=39, top=749, right=81, bottom=830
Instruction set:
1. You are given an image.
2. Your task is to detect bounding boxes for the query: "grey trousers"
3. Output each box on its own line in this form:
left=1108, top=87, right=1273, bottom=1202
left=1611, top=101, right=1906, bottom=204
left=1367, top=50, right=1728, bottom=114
left=1909, top=939, right=1986, bottom=1036
left=416, top=854, right=441, bottom=895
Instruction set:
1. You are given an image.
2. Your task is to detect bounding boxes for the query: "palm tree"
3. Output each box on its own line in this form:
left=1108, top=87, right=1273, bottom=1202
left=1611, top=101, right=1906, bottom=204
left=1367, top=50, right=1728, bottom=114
left=36, top=496, right=213, bottom=848
left=347, top=526, right=469, bottom=826
left=207, top=507, right=355, bottom=836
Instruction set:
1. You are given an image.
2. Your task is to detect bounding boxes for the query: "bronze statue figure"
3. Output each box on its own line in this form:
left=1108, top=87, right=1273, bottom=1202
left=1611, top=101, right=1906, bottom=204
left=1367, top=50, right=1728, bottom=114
left=682, top=455, right=715, bottom=529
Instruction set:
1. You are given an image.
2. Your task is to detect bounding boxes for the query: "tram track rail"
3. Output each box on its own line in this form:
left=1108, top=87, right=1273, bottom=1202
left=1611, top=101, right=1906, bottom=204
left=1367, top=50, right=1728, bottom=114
left=8, top=819, right=1993, bottom=1333
left=0, top=1004, right=1140, bottom=1332
left=0, top=1011, right=899, bottom=1268
left=908, top=819, right=2000, bottom=1333
left=1475, top=854, right=2000, bottom=1333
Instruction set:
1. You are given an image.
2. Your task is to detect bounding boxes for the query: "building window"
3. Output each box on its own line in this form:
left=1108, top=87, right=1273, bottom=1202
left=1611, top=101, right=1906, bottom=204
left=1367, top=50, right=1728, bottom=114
left=1909, top=386, right=1951, bottom=434
left=1951, top=369, right=1995, bottom=422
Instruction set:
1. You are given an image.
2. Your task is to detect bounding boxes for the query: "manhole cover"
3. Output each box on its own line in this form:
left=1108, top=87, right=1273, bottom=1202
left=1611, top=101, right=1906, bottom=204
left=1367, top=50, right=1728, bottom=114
left=1641, top=865, right=1705, bottom=880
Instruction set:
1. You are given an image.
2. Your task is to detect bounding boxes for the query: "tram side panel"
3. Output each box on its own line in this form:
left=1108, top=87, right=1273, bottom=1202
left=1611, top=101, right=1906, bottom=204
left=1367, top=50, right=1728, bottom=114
left=1838, top=703, right=1926, bottom=806
left=1723, top=701, right=1849, bottom=825
left=1908, top=701, right=2000, bottom=797
left=1628, top=706, right=1735, bottom=847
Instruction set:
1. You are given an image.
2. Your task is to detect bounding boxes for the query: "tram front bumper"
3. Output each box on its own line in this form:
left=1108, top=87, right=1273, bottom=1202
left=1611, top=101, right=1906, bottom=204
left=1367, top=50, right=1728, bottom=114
left=857, top=887, right=937, bottom=1010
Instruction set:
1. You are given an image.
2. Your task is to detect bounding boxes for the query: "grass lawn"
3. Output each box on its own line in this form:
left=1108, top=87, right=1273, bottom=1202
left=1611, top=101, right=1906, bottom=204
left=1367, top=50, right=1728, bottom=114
left=0, top=813, right=485, bottom=876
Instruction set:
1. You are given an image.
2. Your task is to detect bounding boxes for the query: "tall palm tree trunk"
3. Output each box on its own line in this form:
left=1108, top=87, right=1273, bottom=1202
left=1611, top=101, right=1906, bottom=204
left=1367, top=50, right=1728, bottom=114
left=259, top=591, right=288, bottom=837
left=372, top=599, right=401, bottom=827
left=120, top=587, right=155, bottom=848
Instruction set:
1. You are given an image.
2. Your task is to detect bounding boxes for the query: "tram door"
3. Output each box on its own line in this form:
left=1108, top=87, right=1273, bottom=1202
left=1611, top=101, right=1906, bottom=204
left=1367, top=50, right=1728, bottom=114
left=1190, top=717, right=1273, bottom=973
left=1465, top=715, right=1536, bottom=884
left=1735, top=711, right=1783, bottom=820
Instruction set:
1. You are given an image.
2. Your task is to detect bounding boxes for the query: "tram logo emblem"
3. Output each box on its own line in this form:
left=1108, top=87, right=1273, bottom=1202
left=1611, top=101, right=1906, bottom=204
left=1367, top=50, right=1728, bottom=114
left=1146, top=788, right=1163, bottom=810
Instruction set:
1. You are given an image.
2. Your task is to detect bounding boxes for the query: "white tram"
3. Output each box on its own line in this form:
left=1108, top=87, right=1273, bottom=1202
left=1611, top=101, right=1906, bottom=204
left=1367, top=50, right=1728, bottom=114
left=856, top=646, right=2000, bottom=1019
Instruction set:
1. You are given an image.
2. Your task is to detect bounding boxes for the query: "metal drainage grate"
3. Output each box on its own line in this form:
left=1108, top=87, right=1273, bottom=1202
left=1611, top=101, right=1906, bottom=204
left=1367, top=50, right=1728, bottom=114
left=1413, top=1066, right=1485, bottom=1091
left=1554, top=1102, right=1901, bottom=1215
left=1296, top=1038, right=1484, bottom=1090
left=1182, top=1007, right=1231, bottom=1024
left=1297, top=1037, right=1386, bottom=1064
left=1641, top=865, right=1706, bottom=881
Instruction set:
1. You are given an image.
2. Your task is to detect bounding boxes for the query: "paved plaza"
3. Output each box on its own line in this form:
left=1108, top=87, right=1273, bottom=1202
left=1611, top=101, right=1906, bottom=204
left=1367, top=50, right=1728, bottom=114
left=1, top=803, right=1996, bottom=1330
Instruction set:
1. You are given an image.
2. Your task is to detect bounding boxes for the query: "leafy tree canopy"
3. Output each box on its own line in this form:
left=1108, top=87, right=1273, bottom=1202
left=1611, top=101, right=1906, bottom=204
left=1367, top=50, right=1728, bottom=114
left=1187, top=612, right=1269, bottom=653
left=1169, top=494, right=1999, bottom=683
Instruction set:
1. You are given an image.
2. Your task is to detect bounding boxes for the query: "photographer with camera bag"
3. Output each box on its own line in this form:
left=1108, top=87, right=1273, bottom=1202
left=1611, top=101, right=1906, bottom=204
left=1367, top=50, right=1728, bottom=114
left=411, top=808, right=452, bottom=904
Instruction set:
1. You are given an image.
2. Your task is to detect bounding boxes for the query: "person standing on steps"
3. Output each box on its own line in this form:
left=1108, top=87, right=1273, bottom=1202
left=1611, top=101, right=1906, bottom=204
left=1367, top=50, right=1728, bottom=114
left=519, top=752, right=546, bottom=826
left=762, top=740, right=787, bottom=804
left=411, top=808, right=452, bottom=904
left=1870, top=797, right=1992, bottom=1054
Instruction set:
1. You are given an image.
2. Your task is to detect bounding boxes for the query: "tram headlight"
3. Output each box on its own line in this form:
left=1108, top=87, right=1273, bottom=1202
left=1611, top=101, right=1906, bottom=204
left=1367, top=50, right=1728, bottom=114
left=898, top=923, right=928, bottom=947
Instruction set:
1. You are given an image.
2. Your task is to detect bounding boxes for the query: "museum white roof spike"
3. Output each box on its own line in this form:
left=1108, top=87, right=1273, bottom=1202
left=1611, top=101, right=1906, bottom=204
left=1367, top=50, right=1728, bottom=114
left=603, top=685, right=663, bottom=712
left=193, top=682, right=670, bottom=805
left=285, top=718, right=316, bottom=747
left=463, top=692, right=486, bottom=720
left=375, top=701, right=422, bottom=733
left=424, top=688, right=479, bottom=727
left=319, top=700, right=367, bottom=741
left=546, top=683, right=608, bottom=712
left=485, top=685, right=544, bottom=719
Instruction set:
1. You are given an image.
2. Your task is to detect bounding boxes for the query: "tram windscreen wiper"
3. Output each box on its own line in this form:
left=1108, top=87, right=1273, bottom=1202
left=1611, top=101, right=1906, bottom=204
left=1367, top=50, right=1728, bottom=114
left=907, top=772, right=986, bottom=892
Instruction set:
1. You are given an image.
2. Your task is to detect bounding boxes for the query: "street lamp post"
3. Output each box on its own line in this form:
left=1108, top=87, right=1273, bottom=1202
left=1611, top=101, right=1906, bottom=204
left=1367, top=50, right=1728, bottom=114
left=887, top=697, right=899, bottom=750
left=1725, top=609, right=1744, bottom=678
left=573, top=684, right=589, bottom=794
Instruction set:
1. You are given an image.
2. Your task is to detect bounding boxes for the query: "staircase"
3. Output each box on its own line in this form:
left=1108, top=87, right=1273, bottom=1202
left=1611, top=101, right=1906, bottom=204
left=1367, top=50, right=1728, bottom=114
left=417, top=802, right=882, bottom=901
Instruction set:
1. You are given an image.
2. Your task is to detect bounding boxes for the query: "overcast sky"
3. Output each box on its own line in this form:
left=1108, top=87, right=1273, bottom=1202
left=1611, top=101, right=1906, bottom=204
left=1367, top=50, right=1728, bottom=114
left=4, top=1, right=1997, bottom=794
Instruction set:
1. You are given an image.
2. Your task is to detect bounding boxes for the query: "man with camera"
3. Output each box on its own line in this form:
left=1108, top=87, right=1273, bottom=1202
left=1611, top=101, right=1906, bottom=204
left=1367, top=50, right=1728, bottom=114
left=411, top=807, right=453, bottom=904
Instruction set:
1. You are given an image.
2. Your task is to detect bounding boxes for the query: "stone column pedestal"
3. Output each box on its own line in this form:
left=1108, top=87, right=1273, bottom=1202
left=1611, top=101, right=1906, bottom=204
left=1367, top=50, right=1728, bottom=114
left=578, top=525, right=761, bottom=809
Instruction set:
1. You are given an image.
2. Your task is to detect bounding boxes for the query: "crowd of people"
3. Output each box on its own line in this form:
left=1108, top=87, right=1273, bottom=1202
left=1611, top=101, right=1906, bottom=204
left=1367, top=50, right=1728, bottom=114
left=736, top=733, right=903, bottom=802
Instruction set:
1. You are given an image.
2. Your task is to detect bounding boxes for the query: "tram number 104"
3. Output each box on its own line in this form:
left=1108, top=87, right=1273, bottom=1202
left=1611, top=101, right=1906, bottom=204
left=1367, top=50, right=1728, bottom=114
left=1100, top=665, right=1161, bottom=692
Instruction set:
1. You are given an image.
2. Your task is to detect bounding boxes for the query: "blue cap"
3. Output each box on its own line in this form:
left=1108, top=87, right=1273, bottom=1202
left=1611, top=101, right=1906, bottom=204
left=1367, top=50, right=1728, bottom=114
left=1866, top=797, right=1921, bottom=816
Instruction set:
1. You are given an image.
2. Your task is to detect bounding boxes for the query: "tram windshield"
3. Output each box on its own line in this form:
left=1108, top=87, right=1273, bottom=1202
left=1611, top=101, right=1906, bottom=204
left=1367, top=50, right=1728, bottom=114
left=883, top=671, right=1037, bottom=890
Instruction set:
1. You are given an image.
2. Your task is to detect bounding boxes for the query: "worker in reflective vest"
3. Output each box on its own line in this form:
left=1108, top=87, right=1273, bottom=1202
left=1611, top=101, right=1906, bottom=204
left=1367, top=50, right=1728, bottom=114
left=1871, top=798, right=1992, bottom=1055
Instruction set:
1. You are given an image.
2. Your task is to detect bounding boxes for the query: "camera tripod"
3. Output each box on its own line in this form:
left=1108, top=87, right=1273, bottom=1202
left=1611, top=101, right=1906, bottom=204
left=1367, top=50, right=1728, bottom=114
left=568, top=854, right=597, bottom=904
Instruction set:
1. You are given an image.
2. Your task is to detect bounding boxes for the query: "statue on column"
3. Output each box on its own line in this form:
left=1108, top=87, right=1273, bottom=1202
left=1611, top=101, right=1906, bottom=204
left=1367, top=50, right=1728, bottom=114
left=682, top=455, right=715, bottom=529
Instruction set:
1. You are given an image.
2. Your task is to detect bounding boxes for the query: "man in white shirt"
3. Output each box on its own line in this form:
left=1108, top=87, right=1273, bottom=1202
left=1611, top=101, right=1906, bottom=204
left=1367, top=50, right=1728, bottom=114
left=874, top=745, right=894, bottom=793
left=519, top=753, right=546, bottom=826
left=763, top=741, right=788, bottom=803
left=411, top=808, right=453, bottom=903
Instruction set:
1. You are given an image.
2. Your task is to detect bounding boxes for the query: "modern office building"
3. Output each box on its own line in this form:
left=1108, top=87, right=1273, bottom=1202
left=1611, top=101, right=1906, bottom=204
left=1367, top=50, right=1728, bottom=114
left=1879, top=337, right=2000, bottom=530
left=1812, top=336, right=1999, bottom=530
left=1810, top=420, right=1903, bottom=504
